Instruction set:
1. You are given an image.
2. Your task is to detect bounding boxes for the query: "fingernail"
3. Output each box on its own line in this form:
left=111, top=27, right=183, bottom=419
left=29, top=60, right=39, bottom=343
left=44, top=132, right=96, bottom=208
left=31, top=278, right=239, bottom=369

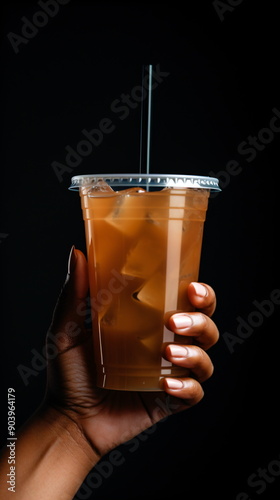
left=192, top=282, right=208, bottom=297
left=172, top=314, right=192, bottom=329
left=165, top=378, right=184, bottom=390
left=67, top=245, right=77, bottom=274
left=168, top=345, right=189, bottom=358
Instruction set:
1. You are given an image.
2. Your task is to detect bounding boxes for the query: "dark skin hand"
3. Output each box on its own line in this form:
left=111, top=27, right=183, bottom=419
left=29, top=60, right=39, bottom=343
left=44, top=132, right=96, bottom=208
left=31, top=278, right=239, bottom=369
left=0, top=248, right=219, bottom=500
left=46, top=248, right=219, bottom=457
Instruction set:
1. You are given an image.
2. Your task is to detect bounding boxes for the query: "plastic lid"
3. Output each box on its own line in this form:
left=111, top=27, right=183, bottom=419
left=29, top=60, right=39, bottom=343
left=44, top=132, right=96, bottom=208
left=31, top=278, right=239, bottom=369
left=69, top=174, right=221, bottom=191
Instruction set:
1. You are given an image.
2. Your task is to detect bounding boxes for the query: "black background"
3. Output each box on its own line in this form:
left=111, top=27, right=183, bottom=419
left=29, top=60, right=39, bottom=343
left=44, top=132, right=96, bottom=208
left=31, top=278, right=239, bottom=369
left=0, top=1, right=279, bottom=499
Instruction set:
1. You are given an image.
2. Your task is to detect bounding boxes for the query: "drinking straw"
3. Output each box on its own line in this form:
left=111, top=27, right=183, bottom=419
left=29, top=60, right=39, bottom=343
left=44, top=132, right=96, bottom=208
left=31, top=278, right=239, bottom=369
left=146, top=64, right=153, bottom=177
left=139, top=64, right=153, bottom=189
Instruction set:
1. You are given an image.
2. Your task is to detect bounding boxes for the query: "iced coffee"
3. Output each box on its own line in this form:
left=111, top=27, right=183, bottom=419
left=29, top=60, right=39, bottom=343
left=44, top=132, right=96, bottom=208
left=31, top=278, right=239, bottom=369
left=70, top=174, right=220, bottom=391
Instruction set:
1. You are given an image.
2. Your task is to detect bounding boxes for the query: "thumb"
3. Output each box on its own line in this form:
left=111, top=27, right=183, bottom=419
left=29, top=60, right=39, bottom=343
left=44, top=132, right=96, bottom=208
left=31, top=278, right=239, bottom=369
left=47, top=246, right=90, bottom=352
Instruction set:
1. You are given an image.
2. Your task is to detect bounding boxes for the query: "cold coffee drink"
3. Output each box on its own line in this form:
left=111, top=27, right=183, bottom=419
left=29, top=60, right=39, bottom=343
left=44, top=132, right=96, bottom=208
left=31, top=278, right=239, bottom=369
left=70, top=174, right=220, bottom=391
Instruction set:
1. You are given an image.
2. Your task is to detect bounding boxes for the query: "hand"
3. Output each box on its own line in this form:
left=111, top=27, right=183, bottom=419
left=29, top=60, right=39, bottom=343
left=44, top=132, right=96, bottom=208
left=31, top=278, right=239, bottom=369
left=45, top=247, right=219, bottom=459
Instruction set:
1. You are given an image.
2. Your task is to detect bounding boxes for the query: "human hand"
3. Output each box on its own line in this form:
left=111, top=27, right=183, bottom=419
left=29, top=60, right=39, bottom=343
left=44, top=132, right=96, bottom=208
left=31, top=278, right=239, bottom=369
left=45, top=247, right=219, bottom=460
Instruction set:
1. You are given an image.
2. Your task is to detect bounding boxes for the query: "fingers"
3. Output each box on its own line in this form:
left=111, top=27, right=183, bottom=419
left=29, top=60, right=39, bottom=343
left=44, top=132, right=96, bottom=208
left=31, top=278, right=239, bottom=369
left=47, top=247, right=89, bottom=352
left=164, top=344, right=214, bottom=383
left=161, top=344, right=214, bottom=409
left=167, top=311, right=219, bottom=350
left=187, top=282, right=217, bottom=318
left=165, top=281, right=219, bottom=350
left=64, top=246, right=89, bottom=300
left=161, top=281, right=218, bottom=410
left=161, top=377, right=204, bottom=409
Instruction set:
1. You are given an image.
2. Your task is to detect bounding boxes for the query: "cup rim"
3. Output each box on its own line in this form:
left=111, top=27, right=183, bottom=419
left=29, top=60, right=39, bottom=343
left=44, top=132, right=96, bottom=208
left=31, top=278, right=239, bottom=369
left=69, top=173, right=221, bottom=191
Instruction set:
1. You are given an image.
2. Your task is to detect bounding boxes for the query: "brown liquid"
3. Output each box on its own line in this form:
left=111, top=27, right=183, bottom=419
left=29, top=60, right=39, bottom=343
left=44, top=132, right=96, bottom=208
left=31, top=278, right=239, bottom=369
left=81, top=186, right=209, bottom=391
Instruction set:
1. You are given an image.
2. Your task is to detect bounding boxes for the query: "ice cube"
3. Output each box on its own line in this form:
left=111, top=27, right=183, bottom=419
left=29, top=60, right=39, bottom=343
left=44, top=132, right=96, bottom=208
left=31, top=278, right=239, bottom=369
left=105, top=188, right=147, bottom=237
left=142, top=189, right=171, bottom=227
left=86, top=179, right=116, bottom=197
left=101, top=290, right=162, bottom=336
left=122, top=239, right=162, bottom=278
left=91, top=220, right=128, bottom=287
left=121, top=221, right=166, bottom=278
left=136, top=271, right=166, bottom=311
left=138, top=327, right=163, bottom=354
left=116, top=187, right=146, bottom=195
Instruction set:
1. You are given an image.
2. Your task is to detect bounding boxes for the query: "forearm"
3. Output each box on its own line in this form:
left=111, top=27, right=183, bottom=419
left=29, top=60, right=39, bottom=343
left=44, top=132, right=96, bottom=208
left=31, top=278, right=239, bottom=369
left=0, top=405, right=99, bottom=500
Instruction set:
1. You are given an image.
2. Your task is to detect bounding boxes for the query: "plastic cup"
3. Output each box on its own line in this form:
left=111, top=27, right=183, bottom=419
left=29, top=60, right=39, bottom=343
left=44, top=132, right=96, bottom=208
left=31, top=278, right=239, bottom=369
left=69, top=174, right=221, bottom=391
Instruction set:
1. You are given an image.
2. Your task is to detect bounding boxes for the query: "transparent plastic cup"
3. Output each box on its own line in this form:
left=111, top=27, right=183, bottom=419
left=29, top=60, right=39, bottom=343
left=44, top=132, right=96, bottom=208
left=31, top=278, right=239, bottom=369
left=69, top=174, right=221, bottom=391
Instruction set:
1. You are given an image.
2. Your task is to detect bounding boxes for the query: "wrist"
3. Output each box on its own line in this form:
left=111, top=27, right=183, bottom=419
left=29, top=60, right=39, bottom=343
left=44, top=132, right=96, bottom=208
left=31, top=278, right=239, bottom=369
left=39, top=403, right=101, bottom=466
left=0, top=404, right=100, bottom=500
